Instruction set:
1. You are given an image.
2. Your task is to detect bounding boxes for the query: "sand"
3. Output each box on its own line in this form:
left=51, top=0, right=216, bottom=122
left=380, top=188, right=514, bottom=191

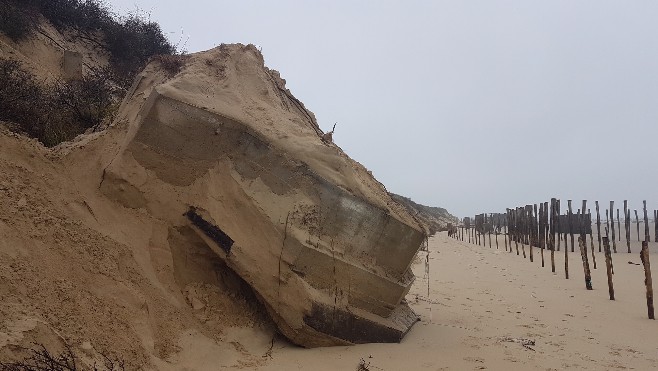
left=258, top=231, right=658, bottom=370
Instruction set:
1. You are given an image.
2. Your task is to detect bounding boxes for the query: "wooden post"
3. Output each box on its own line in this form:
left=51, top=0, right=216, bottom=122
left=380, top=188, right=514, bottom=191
left=514, top=209, right=520, bottom=256
left=521, top=207, right=527, bottom=259
left=603, top=236, right=615, bottom=300
left=596, top=201, right=602, bottom=252
left=579, top=237, right=593, bottom=290
left=568, top=200, right=575, bottom=253
left=565, top=200, right=570, bottom=279
left=640, top=241, right=655, bottom=320
left=532, top=204, right=538, bottom=263
left=624, top=200, right=631, bottom=253
left=579, top=201, right=592, bottom=289
left=539, top=202, right=545, bottom=268
left=653, top=210, right=658, bottom=246
left=635, top=209, right=640, bottom=242
left=487, top=214, right=493, bottom=248
left=644, top=200, right=650, bottom=243
left=550, top=198, right=557, bottom=273
left=504, top=211, right=508, bottom=251
left=524, top=205, right=532, bottom=262
left=587, top=208, right=596, bottom=269
left=495, top=217, right=499, bottom=249
left=610, top=201, right=617, bottom=254
left=556, top=199, right=562, bottom=252
left=617, top=208, right=621, bottom=242
left=543, top=201, right=549, bottom=248
left=515, top=208, right=522, bottom=258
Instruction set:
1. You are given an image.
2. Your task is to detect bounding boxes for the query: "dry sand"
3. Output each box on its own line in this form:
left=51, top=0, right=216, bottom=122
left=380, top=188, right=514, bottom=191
left=258, top=231, right=658, bottom=370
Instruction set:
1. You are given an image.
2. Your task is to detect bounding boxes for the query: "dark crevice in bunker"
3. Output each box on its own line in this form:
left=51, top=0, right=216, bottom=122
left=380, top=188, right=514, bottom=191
left=303, top=303, right=413, bottom=344
left=184, top=206, right=234, bottom=253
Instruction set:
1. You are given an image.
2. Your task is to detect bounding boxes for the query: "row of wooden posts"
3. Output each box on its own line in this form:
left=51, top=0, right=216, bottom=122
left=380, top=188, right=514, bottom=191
left=448, top=199, right=654, bottom=320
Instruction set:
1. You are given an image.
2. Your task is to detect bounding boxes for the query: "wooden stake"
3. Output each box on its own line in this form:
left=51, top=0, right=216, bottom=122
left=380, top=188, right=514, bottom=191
left=640, top=241, right=655, bottom=320
left=556, top=199, right=562, bottom=252
left=587, top=208, right=596, bottom=269
left=624, top=200, right=631, bottom=253
left=523, top=205, right=532, bottom=262
left=514, top=209, right=520, bottom=256
left=610, top=201, right=617, bottom=253
left=635, top=209, right=640, bottom=242
left=568, top=200, right=575, bottom=253
left=565, top=200, right=570, bottom=279
left=532, top=204, right=538, bottom=263
left=579, top=236, right=593, bottom=290
left=644, top=200, right=650, bottom=243
left=653, top=210, right=658, bottom=246
left=617, top=208, right=621, bottom=242
left=579, top=201, right=592, bottom=289
left=487, top=214, right=493, bottom=248
left=550, top=198, right=557, bottom=273
left=595, top=201, right=602, bottom=252
left=539, top=202, right=545, bottom=268
left=504, top=212, right=508, bottom=251
left=603, top=236, right=615, bottom=300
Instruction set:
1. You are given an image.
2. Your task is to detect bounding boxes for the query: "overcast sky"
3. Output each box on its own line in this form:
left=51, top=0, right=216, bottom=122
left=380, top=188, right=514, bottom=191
left=106, top=1, right=658, bottom=218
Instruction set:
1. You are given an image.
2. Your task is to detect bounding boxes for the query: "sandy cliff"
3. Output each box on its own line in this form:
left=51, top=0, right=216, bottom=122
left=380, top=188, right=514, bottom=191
left=0, top=36, right=426, bottom=368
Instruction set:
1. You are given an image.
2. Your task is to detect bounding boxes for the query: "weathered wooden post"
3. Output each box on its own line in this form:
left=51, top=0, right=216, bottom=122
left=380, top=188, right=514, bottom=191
left=518, top=208, right=526, bottom=258
left=564, top=200, right=570, bottom=279
left=543, top=201, right=549, bottom=249
left=568, top=200, right=575, bottom=253
left=640, top=241, right=655, bottom=320
left=644, top=201, right=650, bottom=243
left=523, top=205, right=531, bottom=262
left=512, top=207, right=519, bottom=256
left=617, top=208, right=621, bottom=242
left=487, top=214, right=493, bottom=248
left=504, top=211, right=508, bottom=251
left=624, top=200, right=631, bottom=253
left=495, top=217, right=499, bottom=249
left=610, top=201, right=617, bottom=253
left=635, top=209, right=640, bottom=242
left=603, top=236, right=615, bottom=300
left=550, top=198, right=557, bottom=273
left=579, top=237, right=593, bottom=290
left=539, top=202, right=545, bottom=268
left=579, top=201, right=592, bottom=289
left=596, top=201, right=602, bottom=252
left=653, top=210, right=658, bottom=246
left=587, top=208, right=596, bottom=269
left=556, top=199, right=562, bottom=252
left=532, top=204, right=538, bottom=263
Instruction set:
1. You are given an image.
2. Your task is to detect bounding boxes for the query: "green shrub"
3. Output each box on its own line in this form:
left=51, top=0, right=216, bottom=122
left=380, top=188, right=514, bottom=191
left=1, top=0, right=177, bottom=87
left=0, top=343, right=125, bottom=370
left=0, top=2, right=36, bottom=41
left=0, top=0, right=180, bottom=146
left=0, top=59, right=122, bottom=146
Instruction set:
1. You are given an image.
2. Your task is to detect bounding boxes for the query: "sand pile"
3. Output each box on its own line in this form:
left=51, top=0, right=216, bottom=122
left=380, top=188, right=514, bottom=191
left=1, top=41, right=426, bottom=368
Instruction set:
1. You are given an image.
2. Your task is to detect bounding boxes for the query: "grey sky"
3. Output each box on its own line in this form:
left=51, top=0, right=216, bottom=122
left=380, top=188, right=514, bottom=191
left=107, top=0, right=658, bottom=218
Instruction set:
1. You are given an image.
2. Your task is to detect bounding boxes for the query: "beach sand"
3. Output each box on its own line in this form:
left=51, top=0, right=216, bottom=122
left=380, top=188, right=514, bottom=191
left=259, top=230, right=658, bottom=370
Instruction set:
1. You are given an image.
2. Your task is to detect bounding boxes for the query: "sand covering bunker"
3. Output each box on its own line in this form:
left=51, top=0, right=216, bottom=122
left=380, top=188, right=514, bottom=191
left=97, top=44, right=425, bottom=346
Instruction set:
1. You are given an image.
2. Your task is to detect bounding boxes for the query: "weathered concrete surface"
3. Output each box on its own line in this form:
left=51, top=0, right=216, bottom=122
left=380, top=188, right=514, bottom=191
left=99, top=44, right=425, bottom=347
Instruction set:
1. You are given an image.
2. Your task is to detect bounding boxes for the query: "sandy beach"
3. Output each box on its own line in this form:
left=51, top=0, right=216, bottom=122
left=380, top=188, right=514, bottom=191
left=259, top=230, right=658, bottom=370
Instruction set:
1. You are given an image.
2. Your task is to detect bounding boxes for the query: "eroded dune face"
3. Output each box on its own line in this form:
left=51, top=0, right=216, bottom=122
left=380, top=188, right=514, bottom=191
left=100, top=44, right=425, bottom=347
